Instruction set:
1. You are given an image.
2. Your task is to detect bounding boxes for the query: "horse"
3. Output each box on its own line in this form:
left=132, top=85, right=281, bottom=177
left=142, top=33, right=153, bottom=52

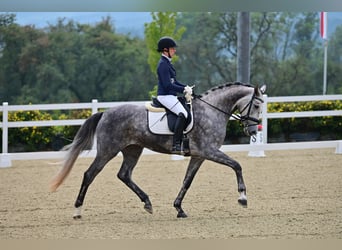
left=50, top=82, right=266, bottom=219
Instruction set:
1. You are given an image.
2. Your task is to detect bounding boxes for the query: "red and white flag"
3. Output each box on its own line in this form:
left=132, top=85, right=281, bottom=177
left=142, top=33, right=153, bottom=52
left=320, top=12, right=327, bottom=39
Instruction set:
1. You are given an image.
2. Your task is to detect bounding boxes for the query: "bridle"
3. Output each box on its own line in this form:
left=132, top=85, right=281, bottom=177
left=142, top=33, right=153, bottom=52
left=238, top=93, right=264, bottom=125
left=195, top=93, right=264, bottom=126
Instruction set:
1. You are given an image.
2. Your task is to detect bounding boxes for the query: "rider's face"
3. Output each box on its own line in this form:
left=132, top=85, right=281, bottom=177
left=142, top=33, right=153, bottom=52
left=168, top=47, right=176, bottom=57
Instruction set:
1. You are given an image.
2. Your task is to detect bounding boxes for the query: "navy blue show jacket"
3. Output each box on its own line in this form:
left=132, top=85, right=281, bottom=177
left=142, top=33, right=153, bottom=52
left=157, top=56, right=186, bottom=96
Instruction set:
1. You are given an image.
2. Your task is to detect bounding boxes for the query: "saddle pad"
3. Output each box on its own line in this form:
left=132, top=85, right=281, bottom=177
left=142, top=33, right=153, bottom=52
left=147, top=108, right=194, bottom=135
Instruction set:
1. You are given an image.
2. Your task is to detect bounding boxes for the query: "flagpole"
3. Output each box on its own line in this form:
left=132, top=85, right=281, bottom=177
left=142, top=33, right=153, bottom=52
left=323, top=38, right=327, bottom=95
left=320, top=12, right=328, bottom=95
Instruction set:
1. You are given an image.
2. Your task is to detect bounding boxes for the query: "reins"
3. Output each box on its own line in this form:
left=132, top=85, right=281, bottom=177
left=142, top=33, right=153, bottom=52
left=194, top=92, right=263, bottom=125
left=193, top=94, right=233, bottom=115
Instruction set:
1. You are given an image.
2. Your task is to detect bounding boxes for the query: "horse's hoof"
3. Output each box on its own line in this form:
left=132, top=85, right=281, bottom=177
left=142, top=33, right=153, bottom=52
left=144, top=204, right=153, bottom=214
left=177, top=211, right=188, bottom=218
left=73, top=215, right=82, bottom=220
left=73, top=206, right=82, bottom=219
left=238, top=199, right=248, bottom=208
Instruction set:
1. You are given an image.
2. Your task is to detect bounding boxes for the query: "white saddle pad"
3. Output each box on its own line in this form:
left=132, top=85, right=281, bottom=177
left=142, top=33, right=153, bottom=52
left=146, top=102, right=193, bottom=135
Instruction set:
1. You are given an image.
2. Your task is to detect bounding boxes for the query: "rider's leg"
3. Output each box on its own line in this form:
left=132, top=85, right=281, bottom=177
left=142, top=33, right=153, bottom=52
left=157, top=95, right=188, bottom=118
left=157, top=95, right=188, bottom=153
left=172, top=112, right=186, bottom=154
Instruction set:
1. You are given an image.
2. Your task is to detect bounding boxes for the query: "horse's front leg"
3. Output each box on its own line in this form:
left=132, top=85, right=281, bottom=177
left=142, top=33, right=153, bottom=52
left=174, top=157, right=204, bottom=218
left=205, top=149, right=248, bottom=207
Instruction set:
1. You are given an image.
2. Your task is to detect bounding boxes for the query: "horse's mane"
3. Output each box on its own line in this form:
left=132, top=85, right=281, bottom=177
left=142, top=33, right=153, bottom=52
left=198, top=81, right=254, bottom=98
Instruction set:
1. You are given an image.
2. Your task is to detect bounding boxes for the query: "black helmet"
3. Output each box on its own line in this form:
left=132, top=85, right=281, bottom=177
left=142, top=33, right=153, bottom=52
left=157, top=37, right=177, bottom=52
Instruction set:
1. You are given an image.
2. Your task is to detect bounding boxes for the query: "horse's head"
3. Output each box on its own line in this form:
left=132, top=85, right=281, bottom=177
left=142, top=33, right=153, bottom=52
left=236, top=85, right=266, bottom=136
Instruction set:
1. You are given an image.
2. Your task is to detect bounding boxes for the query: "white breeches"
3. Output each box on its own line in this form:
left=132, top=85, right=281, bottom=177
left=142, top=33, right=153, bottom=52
left=157, top=95, right=188, bottom=118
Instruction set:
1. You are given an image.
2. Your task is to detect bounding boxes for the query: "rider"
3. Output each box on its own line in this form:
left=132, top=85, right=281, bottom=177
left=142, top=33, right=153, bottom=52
left=156, top=36, right=192, bottom=154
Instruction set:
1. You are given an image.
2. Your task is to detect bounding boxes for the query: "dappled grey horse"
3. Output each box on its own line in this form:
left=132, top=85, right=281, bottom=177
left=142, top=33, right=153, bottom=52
left=50, top=82, right=266, bottom=218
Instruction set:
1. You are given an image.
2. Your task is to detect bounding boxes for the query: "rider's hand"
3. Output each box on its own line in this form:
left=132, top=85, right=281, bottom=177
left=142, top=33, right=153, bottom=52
left=184, top=85, right=194, bottom=103
left=184, top=85, right=193, bottom=95
left=185, top=92, right=193, bottom=103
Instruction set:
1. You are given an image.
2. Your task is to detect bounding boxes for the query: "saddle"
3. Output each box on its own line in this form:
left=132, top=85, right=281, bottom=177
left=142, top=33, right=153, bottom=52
left=145, top=97, right=193, bottom=135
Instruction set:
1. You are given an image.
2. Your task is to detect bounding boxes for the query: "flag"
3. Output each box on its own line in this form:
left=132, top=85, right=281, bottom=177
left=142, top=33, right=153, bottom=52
left=320, top=12, right=327, bottom=39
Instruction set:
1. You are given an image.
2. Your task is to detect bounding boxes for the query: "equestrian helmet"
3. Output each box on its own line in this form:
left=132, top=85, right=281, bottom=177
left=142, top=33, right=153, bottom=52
left=157, top=37, right=177, bottom=52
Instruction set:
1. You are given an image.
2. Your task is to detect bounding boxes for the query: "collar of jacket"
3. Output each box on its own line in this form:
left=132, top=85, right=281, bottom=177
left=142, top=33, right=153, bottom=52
left=162, top=54, right=172, bottom=62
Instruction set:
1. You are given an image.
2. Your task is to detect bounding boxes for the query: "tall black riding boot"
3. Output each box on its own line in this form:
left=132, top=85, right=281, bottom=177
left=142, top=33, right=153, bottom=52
left=172, top=113, right=186, bottom=154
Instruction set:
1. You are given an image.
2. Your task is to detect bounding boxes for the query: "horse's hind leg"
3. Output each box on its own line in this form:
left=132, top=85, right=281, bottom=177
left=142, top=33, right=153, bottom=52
left=73, top=153, right=116, bottom=219
left=117, top=145, right=153, bottom=214
left=174, top=157, right=204, bottom=218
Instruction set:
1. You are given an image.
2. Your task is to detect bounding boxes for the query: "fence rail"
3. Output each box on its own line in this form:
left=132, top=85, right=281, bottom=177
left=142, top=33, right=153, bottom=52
left=261, top=94, right=342, bottom=145
left=1, top=95, right=342, bottom=167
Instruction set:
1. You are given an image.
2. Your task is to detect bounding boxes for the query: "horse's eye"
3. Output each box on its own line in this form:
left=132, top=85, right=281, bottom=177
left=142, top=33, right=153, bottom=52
left=254, top=104, right=259, bottom=109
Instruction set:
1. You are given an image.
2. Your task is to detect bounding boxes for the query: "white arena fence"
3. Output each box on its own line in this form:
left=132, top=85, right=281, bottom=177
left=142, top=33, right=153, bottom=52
left=1, top=95, right=342, bottom=167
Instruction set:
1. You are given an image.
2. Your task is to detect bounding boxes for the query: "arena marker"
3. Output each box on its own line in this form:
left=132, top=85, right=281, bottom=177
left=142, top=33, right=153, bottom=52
left=248, top=124, right=265, bottom=157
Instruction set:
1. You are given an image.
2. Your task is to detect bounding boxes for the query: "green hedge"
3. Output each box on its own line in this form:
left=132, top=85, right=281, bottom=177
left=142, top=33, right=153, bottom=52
left=226, top=100, right=342, bottom=144
left=1, top=100, right=341, bottom=152
left=1, top=109, right=92, bottom=152
left=267, top=100, right=342, bottom=142
left=7, top=110, right=55, bottom=152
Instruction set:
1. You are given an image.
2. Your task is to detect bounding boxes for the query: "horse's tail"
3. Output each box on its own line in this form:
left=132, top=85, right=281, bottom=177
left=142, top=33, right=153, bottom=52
left=49, top=112, right=104, bottom=192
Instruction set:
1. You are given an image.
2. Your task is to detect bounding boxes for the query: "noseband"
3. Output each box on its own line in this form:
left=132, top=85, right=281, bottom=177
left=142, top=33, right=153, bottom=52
left=237, top=93, right=264, bottom=125
left=196, top=93, right=263, bottom=126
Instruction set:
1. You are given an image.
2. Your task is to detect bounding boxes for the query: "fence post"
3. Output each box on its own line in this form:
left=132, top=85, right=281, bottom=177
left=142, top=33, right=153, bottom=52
left=1, top=102, right=12, bottom=168
left=91, top=99, right=98, bottom=151
left=336, top=140, right=342, bottom=154
left=262, top=94, right=268, bottom=144
left=91, top=99, right=98, bottom=115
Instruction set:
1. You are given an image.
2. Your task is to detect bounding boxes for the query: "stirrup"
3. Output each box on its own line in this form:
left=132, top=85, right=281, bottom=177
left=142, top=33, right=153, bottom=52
left=171, top=144, right=182, bottom=154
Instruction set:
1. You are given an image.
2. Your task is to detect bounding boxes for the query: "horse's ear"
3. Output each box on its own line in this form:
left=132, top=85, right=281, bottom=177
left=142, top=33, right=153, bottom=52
left=259, top=84, right=266, bottom=94
left=254, top=84, right=266, bottom=95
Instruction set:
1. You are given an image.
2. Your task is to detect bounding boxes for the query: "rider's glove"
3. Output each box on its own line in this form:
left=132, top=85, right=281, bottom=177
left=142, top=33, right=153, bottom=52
left=184, top=85, right=194, bottom=103
left=183, top=85, right=193, bottom=95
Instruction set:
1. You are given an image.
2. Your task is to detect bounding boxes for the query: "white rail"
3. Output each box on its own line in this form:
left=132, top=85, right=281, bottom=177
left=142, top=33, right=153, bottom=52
left=1, top=95, right=342, bottom=167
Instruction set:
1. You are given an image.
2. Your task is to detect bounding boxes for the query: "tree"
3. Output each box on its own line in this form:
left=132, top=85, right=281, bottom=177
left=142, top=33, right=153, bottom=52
left=327, top=25, right=342, bottom=94
left=280, top=13, right=321, bottom=95
left=177, top=13, right=236, bottom=93
left=144, top=12, right=186, bottom=95
left=0, top=22, right=44, bottom=103
left=1, top=12, right=340, bottom=105
left=1, top=15, right=155, bottom=104
left=0, top=13, right=16, bottom=26
left=0, top=13, right=16, bottom=53
left=177, top=12, right=329, bottom=96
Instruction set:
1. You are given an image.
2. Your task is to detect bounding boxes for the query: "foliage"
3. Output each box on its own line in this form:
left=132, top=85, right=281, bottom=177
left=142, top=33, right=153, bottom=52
left=53, top=109, right=93, bottom=147
left=0, top=16, right=155, bottom=104
left=1, top=100, right=340, bottom=152
left=226, top=118, right=246, bottom=143
left=6, top=110, right=54, bottom=151
left=1, top=12, right=342, bottom=150
left=177, top=13, right=236, bottom=92
left=144, top=12, right=186, bottom=75
left=0, top=12, right=342, bottom=105
left=144, top=12, right=186, bottom=97
left=267, top=100, right=342, bottom=141
left=177, top=12, right=342, bottom=96
left=327, top=25, right=342, bottom=94
left=0, top=108, right=93, bottom=152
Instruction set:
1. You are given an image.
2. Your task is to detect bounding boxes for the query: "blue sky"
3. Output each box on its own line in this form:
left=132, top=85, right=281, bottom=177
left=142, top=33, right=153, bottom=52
left=13, top=12, right=152, bottom=37
left=5, top=12, right=342, bottom=38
